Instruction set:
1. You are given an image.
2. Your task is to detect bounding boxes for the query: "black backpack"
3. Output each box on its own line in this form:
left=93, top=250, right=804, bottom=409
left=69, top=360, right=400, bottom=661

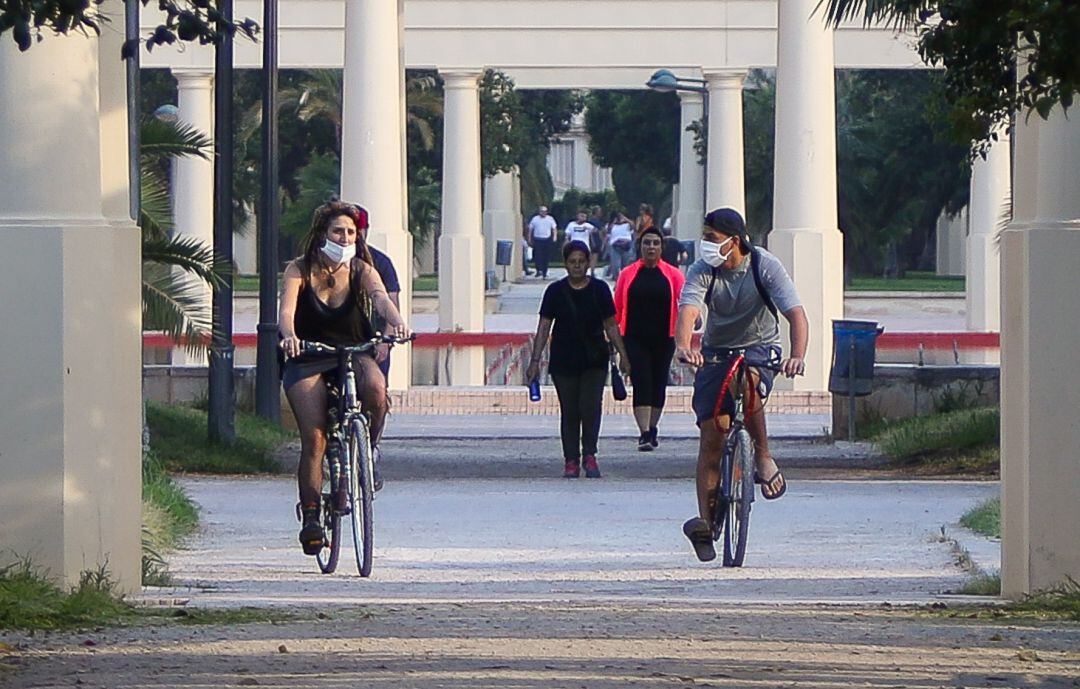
left=703, top=248, right=778, bottom=322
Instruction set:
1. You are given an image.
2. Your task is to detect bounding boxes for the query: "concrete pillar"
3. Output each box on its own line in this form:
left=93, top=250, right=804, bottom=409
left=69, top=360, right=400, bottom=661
left=341, top=0, right=412, bottom=390
left=438, top=69, right=486, bottom=385
left=768, top=0, right=844, bottom=391
left=966, top=135, right=1009, bottom=331
left=1000, top=104, right=1080, bottom=598
left=0, top=16, right=141, bottom=591
left=675, top=91, right=706, bottom=239
left=234, top=209, right=258, bottom=275
left=703, top=69, right=746, bottom=215
left=171, top=68, right=214, bottom=364
left=483, top=168, right=523, bottom=283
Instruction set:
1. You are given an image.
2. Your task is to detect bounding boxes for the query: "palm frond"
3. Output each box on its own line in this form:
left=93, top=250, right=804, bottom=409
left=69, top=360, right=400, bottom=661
left=139, top=168, right=173, bottom=240
left=816, top=0, right=925, bottom=29
left=142, top=263, right=216, bottom=356
left=142, top=235, right=231, bottom=291
left=140, top=117, right=212, bottom=163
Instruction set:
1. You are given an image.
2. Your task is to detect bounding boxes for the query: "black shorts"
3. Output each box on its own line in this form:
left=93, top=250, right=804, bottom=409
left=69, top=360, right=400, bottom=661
left=691, top=345, right=782, bottom=426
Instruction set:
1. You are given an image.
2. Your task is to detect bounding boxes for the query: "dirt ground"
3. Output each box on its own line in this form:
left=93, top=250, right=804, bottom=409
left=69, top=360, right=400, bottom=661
left=2, top=602, right=1077, bottom=689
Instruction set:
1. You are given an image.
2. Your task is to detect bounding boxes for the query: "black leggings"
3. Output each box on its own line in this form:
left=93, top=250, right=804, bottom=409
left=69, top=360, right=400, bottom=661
left=625, top=335, right=676, bottom=409
left=551, top=367, right=607, bottom=460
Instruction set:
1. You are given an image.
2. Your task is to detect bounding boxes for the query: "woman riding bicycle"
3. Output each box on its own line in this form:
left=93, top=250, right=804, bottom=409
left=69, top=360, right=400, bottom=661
left=279, top=200, right=409, bottom=555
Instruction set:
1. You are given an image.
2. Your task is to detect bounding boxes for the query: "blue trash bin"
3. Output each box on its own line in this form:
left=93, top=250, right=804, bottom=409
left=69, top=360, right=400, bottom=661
left=828, top=319, right=884, bottom=396
left=495, top=240, right=513, bottom=266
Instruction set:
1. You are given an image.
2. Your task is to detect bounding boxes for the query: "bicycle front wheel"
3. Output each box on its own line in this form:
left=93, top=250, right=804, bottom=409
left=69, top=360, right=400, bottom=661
left=722, top=427, right=755, bottom=567
left=316, top=452, right=342, bottom=574
left=348, top=418, right=374, bottom=577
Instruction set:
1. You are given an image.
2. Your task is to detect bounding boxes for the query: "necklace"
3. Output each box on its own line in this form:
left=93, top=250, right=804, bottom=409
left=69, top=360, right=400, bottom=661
left=322, top=261, right=346, bottom=288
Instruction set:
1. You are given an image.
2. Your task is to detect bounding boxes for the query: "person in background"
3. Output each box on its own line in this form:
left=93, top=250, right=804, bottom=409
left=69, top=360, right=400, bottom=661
left=635, top=203, right=658, bottom=242
left=564, top=210, right=599, bottom=276
left=527, top=205, right=558, bottom=279
left=606, top=211, right=635, bottom=280
left=660, top=222, right=688, bottom=268
left=613, top=227, right=686, bottom=451
left=526, top=241, right=630, bottom=479
left=360, top=216, right=400, bottom=379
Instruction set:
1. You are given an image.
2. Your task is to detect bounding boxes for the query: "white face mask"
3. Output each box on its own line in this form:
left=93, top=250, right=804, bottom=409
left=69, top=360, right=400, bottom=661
left=321, top=239, right=356, bottom=265
left=699, top=236, right=735, bottom=267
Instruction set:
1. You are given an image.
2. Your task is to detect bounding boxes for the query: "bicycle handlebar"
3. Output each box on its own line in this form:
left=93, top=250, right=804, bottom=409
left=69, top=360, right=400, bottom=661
left=298, top=333, right=417, bottom=356
left=676, top=351, right=786, bottom=373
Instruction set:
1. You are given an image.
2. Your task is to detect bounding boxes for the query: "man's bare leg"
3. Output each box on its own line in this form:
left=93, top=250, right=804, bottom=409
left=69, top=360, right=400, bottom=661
left=744, top=372, right=785, bottom=497
left=695, top=418, right=728, bottom=522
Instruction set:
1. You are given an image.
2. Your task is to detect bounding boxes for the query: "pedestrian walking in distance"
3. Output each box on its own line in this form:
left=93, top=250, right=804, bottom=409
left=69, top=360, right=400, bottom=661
left=526, top=205, right=558, bottom=279
left=526, top=241, right=631, bottom=479
left=613, top=226, right=686, bottom=451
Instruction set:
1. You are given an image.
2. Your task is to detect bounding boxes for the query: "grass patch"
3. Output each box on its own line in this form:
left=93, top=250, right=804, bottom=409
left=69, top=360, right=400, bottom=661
left=934, top=578, right=1080, bottom=622
left=233, top=274, right=280, bottom=293
left=0, top=563, right=135, bottom=630
left=874, top=406, right=999, bottom=475
left=848, top=271, right=965, bottom=292
left=142, top=449, right=201, bottom=585
left=957, top=572, right=1002, bottom=596
left=960, top=497, right=1001, bottom=539
left=413, top=273, right=437, bottom=292
left=146, top=401, right=294, bottom=474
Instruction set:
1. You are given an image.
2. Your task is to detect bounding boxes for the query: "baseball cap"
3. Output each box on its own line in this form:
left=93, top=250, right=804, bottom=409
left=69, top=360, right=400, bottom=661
left=704, top=207, right=751, bottom=249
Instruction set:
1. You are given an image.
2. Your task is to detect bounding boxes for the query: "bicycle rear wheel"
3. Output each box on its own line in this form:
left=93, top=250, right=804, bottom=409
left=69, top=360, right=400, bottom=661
left=315, top=452, right=342, bottom=574
left=348, top=418, right=374, bottom=577
left=722, top=427, right=755, bottom=567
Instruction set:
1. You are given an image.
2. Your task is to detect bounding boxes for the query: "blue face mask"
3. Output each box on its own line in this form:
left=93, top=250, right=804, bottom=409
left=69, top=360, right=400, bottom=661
left=320, top=239, right=356, bottom=265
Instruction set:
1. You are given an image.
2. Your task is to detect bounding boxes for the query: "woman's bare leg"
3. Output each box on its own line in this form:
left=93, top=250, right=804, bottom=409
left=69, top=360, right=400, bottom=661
left=286, top=374, right=329, bottom=507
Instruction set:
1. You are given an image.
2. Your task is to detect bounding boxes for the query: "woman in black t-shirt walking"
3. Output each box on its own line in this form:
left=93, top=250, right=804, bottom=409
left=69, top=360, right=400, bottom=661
left=526, top=241, right=631, bottom=478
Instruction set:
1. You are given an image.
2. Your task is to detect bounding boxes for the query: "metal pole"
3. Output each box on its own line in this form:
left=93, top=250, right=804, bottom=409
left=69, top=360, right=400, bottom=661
left=847, top=335, right=856, bottom=443
left=125, top=0, right=141, bottom=222
left=209, top=0, right=236, bottom=442
left=255, top=0, right=282, bottom=422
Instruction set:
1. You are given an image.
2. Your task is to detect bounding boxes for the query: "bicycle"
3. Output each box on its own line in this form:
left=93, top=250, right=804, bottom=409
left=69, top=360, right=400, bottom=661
left=687, top=348, right=783, bottom=567
left=295, top=333, right=415, bottom=576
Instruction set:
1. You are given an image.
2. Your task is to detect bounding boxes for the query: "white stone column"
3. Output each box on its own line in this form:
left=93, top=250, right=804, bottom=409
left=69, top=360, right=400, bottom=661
left=170, top=68, right=215, bottom=364
left=483, top=168, right=523, bottom=283
left=234, top=209, right=258, bottom=275
left=0, top=17, right=141, bottom=591
left=675, top=91, right=706, bottom=239
left=341, top=0, right=412, bottom=390
left=703, top=69, right=747, bottom=215
left=966, top=135, right=1009, bottom=331
left=768, top=0, right=844, bottom=391
left=1000, top=104, right=1080, bottom=598
left=438, top=69, right=486, bottom=385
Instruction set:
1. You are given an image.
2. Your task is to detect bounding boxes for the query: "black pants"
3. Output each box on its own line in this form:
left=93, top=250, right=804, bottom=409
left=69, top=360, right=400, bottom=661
left=551, top=367, right=607, bottom=460
left=625, top=335, right=676, bottom=409
left=533, top=236, right=554, bottom=276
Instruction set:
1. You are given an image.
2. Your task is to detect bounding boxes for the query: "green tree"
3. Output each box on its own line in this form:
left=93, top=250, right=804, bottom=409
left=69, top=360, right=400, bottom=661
left=820, top=0, right=1080, bottom=152
left=0, top=0, right=257, bottom=55
left=584, top=90, right=681, bottom=217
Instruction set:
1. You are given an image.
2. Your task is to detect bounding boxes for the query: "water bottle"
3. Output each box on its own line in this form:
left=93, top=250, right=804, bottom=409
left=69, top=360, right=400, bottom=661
left=528, top=377, right=542, bottom=402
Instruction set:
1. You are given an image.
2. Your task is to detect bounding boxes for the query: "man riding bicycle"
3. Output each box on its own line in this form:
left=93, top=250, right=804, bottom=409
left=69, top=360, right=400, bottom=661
left=674, top=208, right=808, bottom=562
left=279, top=201, right=410, bottom=555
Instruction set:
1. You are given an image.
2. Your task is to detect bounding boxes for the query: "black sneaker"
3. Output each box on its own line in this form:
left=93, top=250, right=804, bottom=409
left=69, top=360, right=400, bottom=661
left=649, top=427, right=659, bottom=448
left=637, top=431, right=653, bottom=452
left=298, top=505, right=326, bottom=556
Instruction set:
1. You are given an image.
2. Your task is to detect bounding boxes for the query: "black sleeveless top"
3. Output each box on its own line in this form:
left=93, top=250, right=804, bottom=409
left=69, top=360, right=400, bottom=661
left=293, top=258, right=376, bottom=346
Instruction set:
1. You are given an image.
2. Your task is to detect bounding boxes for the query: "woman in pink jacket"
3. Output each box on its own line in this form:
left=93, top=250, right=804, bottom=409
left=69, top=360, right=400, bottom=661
left=613, top=227, right=686, bottom=451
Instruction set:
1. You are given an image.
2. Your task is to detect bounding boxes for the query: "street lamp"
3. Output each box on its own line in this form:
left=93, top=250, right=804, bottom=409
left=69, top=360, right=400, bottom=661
left=646, top=69, right=708, bottom=251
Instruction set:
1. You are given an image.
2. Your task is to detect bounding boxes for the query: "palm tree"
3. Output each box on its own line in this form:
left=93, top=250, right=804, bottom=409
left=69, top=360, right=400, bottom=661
left=139, top=116, right=228, bottom=354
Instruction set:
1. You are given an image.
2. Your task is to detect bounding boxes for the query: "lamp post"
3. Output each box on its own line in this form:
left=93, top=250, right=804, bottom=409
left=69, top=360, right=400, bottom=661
left=646, top=69, right=708, bottom=243
left=255, top=0, right=281, bottom=423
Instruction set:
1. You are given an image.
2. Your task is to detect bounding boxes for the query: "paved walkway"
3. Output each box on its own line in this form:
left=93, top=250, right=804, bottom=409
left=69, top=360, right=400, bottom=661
left=156, top=476, right=999, bottom=607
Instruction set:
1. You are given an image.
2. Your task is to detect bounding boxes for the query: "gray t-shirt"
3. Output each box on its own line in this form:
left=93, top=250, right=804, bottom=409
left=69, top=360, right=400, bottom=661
left=678, top=248, right=801, bottom=349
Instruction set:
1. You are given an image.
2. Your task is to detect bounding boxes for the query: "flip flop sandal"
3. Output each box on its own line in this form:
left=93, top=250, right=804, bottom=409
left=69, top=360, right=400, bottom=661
left=682, top=518, right=717, bottom=562
left=754, top=469, right=788, bottom=500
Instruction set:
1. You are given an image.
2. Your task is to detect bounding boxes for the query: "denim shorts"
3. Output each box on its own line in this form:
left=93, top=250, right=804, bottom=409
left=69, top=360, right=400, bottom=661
left=691, top=345, right=782, bottom=426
